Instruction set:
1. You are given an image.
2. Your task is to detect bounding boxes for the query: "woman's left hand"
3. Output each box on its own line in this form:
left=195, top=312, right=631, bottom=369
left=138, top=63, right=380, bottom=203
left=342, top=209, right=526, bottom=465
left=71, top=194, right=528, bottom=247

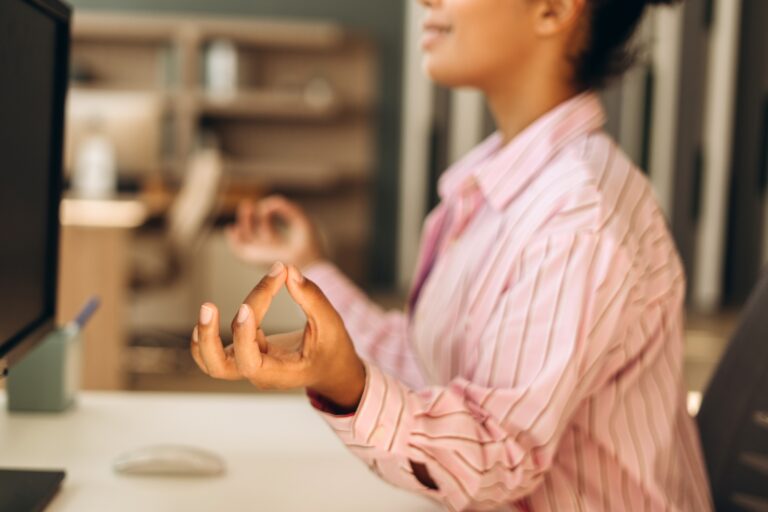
left=190, top=262, right=366, bottom=411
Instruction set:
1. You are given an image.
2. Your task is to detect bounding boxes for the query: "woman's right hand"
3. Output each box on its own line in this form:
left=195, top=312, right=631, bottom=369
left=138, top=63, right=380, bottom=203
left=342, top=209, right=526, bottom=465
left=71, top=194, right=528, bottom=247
left=226, top=195, right=325, bottom=270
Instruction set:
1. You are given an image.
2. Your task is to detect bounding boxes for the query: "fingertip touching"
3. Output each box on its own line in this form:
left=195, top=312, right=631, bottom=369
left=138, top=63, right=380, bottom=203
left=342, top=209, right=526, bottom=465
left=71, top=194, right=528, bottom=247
left=237, top=303, right=251, bottom=325
left=199, top=303, right=215, bottom=326
left=269, top=261, right=286, bottom=278
left=288, top=264, right=305, bottom=285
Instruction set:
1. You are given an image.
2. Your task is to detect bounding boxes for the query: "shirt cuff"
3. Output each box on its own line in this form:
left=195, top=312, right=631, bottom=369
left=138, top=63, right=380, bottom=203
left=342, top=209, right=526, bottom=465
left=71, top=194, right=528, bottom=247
left=308, top=361, right=413, bottom=453
left=306, top=389, right=358, bottom=418
left=307, top=362, right=446, bottom=500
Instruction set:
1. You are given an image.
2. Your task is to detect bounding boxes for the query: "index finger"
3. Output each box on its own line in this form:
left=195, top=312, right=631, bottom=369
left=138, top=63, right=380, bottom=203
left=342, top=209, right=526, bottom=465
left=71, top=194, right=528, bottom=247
left=232, top=303, right=263, bottom=377
left=198, top=303, right=239, bottom=380
left=241, top=261, right=288, bottom=328
left=284, top=264, right=337, bottom=326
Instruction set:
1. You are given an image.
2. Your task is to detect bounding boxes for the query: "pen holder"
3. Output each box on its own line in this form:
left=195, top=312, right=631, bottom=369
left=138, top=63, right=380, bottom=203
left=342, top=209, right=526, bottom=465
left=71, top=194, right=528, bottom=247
left=6, top=327, right=82, bottom=413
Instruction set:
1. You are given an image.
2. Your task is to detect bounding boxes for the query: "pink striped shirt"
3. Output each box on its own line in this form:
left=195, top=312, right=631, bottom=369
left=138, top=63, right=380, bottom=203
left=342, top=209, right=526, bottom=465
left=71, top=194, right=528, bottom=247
left=305, top=93, right=713, bottom=511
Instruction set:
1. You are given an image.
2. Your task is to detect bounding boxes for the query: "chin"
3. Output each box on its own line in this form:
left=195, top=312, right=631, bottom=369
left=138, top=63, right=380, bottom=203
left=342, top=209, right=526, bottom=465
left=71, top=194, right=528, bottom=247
left=422, top=56, right=475, bottom=88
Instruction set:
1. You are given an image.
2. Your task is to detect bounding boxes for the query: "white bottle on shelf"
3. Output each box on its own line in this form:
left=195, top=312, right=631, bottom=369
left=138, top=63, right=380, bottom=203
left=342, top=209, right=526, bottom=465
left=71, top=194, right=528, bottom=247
left=72, top=119, right=117, bottom=199
left=205, top=39, right=238, bottom=99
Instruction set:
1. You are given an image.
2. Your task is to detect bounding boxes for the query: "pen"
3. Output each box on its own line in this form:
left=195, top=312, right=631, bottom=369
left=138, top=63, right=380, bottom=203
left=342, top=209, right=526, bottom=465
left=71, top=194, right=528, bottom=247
left=65, top=296, right=101, bottom=334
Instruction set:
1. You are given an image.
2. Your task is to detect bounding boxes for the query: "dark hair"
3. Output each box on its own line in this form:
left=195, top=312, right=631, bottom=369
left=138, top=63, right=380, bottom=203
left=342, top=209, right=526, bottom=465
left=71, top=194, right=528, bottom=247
left=576, top=0, right=681, bottom=89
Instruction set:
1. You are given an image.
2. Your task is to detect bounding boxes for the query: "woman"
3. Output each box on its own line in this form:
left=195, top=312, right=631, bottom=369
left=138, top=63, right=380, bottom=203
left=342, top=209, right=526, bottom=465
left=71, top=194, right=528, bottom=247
left=191, top=0, right=713, bottom=509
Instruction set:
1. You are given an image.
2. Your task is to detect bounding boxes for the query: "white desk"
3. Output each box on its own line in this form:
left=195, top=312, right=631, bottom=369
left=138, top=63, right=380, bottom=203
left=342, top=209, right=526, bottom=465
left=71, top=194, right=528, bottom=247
left=0, top=392, right=439, bottom=512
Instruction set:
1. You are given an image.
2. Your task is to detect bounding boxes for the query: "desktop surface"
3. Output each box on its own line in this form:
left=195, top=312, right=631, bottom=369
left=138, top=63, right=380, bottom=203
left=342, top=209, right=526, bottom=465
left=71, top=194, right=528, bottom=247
left=0, top=391, right=439, bottom=512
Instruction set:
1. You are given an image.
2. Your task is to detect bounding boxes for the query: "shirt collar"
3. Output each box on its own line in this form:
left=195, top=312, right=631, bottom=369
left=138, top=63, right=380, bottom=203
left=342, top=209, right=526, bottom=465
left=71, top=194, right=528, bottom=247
left=438, top=92, right=606, bottom=211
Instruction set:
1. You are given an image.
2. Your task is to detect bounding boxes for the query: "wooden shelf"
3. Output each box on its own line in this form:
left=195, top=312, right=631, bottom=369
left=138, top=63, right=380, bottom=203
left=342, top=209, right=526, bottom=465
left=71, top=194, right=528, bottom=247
left=199, top=19, right=346, bottom=50
left=72, top=15, right=177, bottom=44
left=73, top=13, right=346, bottom=50
left=139, top=177, right=265, bottom=219
left=61, top=197, right=149, bottom=228
left=197, top=89, right=342, bottom=121
left=69, top=87, right=179, bottom=105
left=225, top=159, right=369, bottom=189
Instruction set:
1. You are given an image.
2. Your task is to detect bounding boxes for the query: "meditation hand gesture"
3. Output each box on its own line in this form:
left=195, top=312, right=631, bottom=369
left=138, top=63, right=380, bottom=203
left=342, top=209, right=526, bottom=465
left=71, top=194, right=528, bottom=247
left=190, top=262, right=366, bottom=411
left=226, top=196, right=325, bottom=270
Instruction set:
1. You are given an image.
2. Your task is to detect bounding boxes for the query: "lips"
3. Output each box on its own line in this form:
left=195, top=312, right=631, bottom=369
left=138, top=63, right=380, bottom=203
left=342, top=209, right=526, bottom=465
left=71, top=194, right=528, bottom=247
left=421, top=20, right=452, bottom=49
left=422, top=20, right=453, bottom=34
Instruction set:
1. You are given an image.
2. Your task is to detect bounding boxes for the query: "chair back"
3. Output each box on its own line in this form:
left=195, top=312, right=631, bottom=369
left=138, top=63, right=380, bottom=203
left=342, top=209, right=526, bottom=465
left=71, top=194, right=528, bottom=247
left=698, top=269, right=768, bottom=511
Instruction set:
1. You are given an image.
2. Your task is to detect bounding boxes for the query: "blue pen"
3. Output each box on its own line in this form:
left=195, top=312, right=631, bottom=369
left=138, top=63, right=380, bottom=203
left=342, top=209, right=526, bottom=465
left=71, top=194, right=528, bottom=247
left=64, top=296, right=101, bottom=336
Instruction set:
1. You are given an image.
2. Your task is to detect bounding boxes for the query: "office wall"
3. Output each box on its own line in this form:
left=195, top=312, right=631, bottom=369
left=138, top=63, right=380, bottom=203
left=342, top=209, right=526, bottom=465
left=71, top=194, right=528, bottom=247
left=68, top=0, right=405, bottom=288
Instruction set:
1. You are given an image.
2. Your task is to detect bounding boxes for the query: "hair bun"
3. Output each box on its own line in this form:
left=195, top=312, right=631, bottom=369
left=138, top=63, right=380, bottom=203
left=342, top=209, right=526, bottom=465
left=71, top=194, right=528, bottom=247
left=578, top=0, right=683, bottom=89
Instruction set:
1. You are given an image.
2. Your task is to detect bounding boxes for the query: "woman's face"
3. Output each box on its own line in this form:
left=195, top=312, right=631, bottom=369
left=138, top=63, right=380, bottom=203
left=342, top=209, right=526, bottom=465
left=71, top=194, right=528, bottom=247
left=419, top=0, right=542, bottom=89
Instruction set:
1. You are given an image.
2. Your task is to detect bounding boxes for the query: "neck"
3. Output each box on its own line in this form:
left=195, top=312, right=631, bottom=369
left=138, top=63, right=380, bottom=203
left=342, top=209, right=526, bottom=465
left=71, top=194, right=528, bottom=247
left=483, top=61, right=581, bottom=146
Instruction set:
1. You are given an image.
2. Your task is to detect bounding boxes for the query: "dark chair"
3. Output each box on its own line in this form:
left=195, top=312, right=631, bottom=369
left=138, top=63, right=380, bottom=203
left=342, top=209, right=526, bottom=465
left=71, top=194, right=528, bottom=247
left=698, top=269, right=768, bottom=511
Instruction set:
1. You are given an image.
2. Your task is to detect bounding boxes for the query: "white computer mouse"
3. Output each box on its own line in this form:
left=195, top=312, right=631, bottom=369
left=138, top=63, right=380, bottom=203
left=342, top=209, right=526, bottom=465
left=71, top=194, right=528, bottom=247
left=113, top=444, right=226, bottom=477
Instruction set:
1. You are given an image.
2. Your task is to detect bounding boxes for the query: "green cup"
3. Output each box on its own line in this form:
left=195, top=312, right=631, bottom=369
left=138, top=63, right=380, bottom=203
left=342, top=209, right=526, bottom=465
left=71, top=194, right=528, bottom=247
left=6, top=327, right=81, bottom=413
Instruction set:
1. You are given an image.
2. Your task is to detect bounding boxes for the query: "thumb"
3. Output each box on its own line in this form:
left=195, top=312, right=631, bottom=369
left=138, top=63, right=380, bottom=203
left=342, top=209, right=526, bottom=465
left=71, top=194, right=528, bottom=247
left=284, top=264, right=337, bottom=328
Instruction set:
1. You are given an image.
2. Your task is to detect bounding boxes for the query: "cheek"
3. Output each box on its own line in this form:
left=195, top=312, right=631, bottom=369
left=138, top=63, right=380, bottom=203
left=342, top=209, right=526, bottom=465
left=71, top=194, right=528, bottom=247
left=423, top=2, right=530, bottom=87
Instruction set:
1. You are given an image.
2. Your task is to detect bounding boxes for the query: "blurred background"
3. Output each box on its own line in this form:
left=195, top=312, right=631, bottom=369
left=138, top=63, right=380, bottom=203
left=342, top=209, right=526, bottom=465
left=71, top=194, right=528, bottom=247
left=49, top=0, right=767, bottom=398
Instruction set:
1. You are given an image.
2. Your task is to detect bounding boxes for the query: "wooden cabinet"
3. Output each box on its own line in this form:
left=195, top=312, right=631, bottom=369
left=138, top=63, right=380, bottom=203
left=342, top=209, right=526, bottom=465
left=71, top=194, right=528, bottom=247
left=68, top=12, right=378, bottom=284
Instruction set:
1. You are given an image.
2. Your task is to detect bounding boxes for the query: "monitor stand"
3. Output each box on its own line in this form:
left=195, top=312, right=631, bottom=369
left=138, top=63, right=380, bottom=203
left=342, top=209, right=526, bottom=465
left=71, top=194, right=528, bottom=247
left=0, top=469, right=65, bottom=512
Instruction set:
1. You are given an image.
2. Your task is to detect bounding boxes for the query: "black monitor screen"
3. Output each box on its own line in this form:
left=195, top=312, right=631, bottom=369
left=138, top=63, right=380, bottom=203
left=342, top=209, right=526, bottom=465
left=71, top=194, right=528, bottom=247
left=0, top=0, right=67, bottom=359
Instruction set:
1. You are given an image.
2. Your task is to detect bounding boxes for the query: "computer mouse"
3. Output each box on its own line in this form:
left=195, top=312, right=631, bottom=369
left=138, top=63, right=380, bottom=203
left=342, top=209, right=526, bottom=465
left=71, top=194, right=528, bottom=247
left=113, top=444, right=226, bottom=477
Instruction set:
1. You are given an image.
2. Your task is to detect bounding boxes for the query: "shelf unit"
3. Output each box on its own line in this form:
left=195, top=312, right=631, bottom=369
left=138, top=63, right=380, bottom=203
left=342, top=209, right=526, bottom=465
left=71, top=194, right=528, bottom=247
left=68, top=11, right=378, bottom=283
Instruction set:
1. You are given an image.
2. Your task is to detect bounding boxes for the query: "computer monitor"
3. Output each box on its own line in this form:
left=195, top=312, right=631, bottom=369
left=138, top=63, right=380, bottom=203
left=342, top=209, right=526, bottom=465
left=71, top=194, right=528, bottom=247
left=0, top=0, right=71, bottom=378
